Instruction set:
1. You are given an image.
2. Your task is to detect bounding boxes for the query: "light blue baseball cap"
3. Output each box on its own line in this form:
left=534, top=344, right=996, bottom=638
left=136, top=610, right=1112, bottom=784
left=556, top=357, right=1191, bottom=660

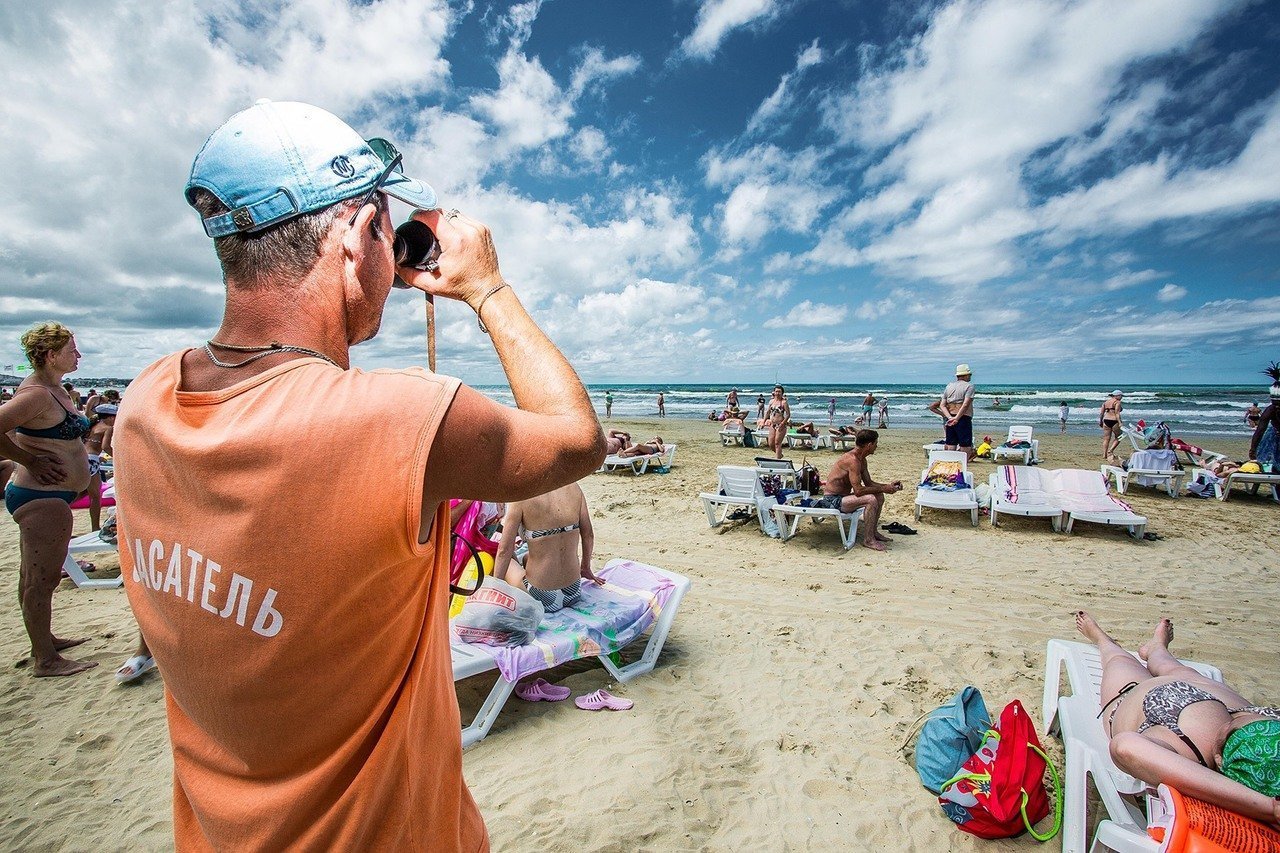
left=186, top=99, right=436, bottom=238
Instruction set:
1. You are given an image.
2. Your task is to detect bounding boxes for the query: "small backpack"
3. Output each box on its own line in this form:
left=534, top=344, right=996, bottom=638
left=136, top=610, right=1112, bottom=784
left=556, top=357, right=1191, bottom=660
left=797, top=459, right=821, bottom=493
left=938, top=699, right=1062, bottom=841
left=903, top=686, right=990, bottom=794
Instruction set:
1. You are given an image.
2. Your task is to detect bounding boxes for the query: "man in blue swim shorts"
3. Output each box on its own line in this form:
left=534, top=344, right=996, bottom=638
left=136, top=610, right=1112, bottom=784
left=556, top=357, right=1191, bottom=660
left=940, top=364, right=976, bottom=461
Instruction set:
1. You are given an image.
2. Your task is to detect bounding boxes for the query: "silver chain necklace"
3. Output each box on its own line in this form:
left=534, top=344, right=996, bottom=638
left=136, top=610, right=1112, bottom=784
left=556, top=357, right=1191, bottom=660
left=203, top=340, right=340, bottom=370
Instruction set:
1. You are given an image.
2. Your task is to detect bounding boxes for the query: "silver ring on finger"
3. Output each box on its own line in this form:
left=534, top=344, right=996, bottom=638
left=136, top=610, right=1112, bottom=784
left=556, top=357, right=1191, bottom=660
left=445, top=208, right=460, bottom=220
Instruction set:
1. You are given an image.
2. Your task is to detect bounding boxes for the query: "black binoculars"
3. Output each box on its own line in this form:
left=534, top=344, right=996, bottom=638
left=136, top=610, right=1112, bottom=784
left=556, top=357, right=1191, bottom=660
left=391, top=220, right=440, bottom=288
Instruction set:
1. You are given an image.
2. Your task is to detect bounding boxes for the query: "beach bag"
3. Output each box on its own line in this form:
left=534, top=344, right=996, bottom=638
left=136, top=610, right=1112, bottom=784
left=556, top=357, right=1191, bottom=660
left=758, top=473, right=783, bottom=497
left=797, top=460, right=821, bottom=493
left=938, top=700, right=1062, bottom=841
left=743, top=429, right=757, bottom=448
left=902, top=686, right=991, bottom=794
left=453, top=578, right=544, bottom=647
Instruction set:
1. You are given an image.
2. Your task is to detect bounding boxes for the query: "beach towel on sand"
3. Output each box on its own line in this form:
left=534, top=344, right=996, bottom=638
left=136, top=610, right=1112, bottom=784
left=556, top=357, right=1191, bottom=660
left=452, top=560, right=676, bottom=683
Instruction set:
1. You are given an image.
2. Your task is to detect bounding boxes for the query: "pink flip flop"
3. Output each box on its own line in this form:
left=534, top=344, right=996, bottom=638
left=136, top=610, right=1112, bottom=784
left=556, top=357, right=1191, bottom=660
left=574, top=689, right=633, bottom=711
left=515, top=678, right=570, bottom=702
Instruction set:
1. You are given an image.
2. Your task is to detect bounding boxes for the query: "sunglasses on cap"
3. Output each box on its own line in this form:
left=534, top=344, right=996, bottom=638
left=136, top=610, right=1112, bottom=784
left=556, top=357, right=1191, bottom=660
left=347, top=138, right=402, bottom=227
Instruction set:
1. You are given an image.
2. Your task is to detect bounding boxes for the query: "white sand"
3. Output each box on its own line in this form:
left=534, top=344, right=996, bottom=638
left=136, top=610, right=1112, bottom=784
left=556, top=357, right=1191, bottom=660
left=2, top=421, right=1275, bottom=851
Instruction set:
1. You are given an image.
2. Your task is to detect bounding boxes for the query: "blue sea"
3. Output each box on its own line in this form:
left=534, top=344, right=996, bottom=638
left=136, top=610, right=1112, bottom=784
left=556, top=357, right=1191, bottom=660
left=474, top=383, right=1264, bottom=438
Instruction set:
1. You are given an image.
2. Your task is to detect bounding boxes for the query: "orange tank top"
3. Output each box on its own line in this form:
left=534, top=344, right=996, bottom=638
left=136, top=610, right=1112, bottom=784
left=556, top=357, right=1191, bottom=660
left=113, top=352, right=486, bottom=852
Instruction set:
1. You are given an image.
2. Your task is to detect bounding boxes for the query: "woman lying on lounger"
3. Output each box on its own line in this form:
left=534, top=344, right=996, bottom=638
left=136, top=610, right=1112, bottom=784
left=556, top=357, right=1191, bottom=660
left=618, top=436, right=664, bottom=457
left=1075, top=611, right=1280, bottom=829
left=493, top=482, right=601, bottom=614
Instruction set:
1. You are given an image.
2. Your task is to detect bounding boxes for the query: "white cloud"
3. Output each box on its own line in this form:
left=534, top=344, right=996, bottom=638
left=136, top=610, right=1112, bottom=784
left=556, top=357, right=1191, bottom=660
left=570, top=47, right=642, bottom=99
left=1103, top=269, right=1163, bottom=291
left=1156, top=283, right=1188, bottom=302
left=704, top=145, right=840, bottom=247
left=680, top=0, right=785, bottom=60
left=763, top=299, right=847, bottom=328
left=745, top=39, right=823, bottom=137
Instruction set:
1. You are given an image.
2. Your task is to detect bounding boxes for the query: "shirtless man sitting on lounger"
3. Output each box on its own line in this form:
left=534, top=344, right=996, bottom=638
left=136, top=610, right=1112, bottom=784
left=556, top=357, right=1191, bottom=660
left=493, top=482, right=602, bottom=613
left=604, top=429, right=631, bottom=454
left=1076, top=611, right=1280, bottom=830
left=813, top=428, right=903, bottom=552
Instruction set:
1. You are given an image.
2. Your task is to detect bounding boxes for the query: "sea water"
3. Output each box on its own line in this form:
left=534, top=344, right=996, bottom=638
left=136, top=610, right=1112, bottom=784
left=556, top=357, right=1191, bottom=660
left=472, top=383, right=1263, bottom=438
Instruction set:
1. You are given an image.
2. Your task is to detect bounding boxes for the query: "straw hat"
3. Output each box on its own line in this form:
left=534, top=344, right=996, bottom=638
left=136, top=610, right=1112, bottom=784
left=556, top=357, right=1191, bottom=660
left=955, top=363, right=972, bottom=376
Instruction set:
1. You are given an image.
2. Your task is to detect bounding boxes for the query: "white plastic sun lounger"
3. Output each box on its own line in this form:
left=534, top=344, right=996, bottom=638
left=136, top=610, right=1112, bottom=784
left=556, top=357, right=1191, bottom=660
left=1216, top=470, right=1280, bottom=502
left=1042, top=639, right=1222, bottom=853
left=700, top=465, right=768, bottom=528
left=769, top=503, right=864, bottom=550
left=988, top=468, right=1062, bottom=531
left=1101, top=448, right=1184, bottom=498
left=991, top=425, right=1040, bottom=465
left=718, top=422, right=744, bottom=445
left=914, top=450, right=978, bottom=526
left=829, top=433, right=858, bottom=452
left=1056, top=469, right=1147, bottom=539
left=598, top=443, right=677, bottom=475
left=452, top=559, right=689, bottom=748
left=62, top=529, right=123, bottom=590
left=785, top=431, right=827, bottom=450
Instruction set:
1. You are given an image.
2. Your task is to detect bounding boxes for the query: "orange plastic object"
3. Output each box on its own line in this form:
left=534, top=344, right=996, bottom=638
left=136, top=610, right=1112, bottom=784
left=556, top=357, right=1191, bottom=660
left=1147, top=784, right=1280, bottom=853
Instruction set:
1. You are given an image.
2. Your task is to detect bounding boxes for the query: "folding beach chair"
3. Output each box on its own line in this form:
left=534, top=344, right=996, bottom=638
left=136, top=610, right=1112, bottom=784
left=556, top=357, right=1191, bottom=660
left=451, top=559, right=690, bottom=747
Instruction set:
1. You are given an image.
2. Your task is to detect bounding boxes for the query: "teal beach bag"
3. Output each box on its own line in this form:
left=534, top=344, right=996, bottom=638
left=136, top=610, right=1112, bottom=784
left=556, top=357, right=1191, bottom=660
left=902, top=686, right=992, bottom=794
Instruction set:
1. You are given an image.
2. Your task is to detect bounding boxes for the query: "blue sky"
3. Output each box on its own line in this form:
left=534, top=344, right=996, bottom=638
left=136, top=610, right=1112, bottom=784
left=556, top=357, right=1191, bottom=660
left=2, top=0, right=1279, bottom=385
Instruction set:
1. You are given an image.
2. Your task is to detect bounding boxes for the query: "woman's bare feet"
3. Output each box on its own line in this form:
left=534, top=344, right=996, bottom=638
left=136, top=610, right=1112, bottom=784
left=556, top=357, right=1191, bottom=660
left=1074, top=610, right=1110, bottom=645
left=1138, top=618, right=1173, bottom=660
left=34, top=655, right=98, bottom=677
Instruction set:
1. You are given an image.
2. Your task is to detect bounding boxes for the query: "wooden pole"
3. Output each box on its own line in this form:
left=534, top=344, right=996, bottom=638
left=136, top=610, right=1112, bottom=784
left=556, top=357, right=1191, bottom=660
left=425, top=292, right=436, bottom=372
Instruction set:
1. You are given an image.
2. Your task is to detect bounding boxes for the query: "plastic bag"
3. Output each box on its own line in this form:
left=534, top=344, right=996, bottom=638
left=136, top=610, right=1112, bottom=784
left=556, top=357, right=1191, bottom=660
left=453, top=578, right=544, bottom=647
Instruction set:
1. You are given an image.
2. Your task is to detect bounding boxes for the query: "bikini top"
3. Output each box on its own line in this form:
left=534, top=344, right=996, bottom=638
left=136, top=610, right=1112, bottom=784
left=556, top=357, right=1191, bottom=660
left=13, top=388, right=92, bottom=440
left=1137, top=681, right=1280, bottom=766
left=524, top=522, right=580, bottom=540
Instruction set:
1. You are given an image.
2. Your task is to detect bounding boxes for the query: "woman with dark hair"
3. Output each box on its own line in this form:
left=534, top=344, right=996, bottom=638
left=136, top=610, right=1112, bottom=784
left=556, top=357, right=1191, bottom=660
left=763, top=384, right=790, bottom=460
left=0, top=322, right=97, bottom=676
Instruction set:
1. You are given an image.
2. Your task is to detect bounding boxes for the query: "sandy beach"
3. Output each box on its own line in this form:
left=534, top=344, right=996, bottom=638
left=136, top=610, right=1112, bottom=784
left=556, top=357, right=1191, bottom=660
left=1, top=419, right=1275, bottom=851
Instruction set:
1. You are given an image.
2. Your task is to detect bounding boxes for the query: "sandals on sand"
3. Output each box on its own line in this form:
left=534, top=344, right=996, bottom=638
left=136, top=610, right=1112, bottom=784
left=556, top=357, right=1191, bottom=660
left=881, top=522, right=917, bottom=535
left=515, top=678, right=571, bottom=702
left=116, top=654, right=156, bottom=684
left=575, top=689, right=633, bottom=711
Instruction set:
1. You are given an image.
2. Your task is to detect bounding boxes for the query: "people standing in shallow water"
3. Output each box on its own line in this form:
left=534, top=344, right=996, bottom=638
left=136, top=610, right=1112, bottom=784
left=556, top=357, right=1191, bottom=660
left=1076, top=611, right=1280, bottom=830
left=604, top=390, right=613, bottom=419
left=1100, top=390, right=1124, bottom=459
left=0, top=322, right=96, bottom=677
left=756, top=394, right=766, bottom=419
left=657, top=391, right=665, bottom=418
left=1059, top=401, right=1069, bottom=434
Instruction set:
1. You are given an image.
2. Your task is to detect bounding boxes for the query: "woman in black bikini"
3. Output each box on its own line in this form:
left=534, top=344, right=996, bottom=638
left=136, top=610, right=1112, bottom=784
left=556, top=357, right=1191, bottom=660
left=0, top=323, right=98, bottom=677
left=764, top=385, right=790, bottom=460
left=1076, top=611, right=1280, bottom=829
left=1099, top=390, right=1124, bottom=459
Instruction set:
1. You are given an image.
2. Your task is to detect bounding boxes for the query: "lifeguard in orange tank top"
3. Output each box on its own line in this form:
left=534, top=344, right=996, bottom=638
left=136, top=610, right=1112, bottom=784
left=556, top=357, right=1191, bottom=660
left=114, top=353, right=487, bottom=851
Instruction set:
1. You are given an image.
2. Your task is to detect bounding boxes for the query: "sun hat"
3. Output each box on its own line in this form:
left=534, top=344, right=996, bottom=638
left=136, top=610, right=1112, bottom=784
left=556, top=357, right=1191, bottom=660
left=94, top=404, right=118, bottom=416
left=955, top=363, right=972, bottom=376
left=1111, top=389, right=1124, bottom=397
left=1220, top=719, right=1280, bottom=796
left=186, top=99, right=437, bottom=237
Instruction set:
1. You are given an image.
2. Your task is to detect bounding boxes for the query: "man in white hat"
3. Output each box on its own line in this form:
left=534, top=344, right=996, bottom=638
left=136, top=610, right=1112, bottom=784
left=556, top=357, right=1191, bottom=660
left=1100, top=389, right=1124, bottom=459
left=940, top=364, right=976, bottom=459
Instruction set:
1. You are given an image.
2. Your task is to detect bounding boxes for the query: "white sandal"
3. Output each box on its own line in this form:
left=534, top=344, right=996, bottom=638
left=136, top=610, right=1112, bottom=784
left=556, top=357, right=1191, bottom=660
left=115, top=654, right=156, bottom=684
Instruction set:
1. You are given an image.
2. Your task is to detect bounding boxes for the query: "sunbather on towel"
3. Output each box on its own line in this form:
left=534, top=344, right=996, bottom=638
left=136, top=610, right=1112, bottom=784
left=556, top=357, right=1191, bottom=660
left=818, top=429, right=902, bottom=552
left=1076, top=611, right=1280, bottom=831
left=493, top=482, right=601, bottom=614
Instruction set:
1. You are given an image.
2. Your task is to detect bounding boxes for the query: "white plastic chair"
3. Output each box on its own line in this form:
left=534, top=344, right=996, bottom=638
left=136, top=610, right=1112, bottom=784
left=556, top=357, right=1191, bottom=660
left=62, top=529, right=123, bottom=590
left=991, top=425, right=1039, bottom=465
left=914, top=450, right=978, bottom=526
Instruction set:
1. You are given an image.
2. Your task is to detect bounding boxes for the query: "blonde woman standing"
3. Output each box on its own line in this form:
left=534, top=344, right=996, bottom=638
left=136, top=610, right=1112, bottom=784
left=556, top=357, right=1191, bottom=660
left=0, top=322, right=97, bottom=676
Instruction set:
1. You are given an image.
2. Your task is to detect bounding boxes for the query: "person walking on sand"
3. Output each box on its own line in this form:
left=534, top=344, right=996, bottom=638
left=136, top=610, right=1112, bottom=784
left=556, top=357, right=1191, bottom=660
left=1060, top=401, right=1069, bottom=434
left=764, top=384, right=790, bottom=459
left=812, top=429, right=902, bottom=552
left=112, top=100, right=605, bottom=852
left=1100, top=390, right=1124, bottom=459
left=605, top=389, right=613, bottom=419
left=0, top=322, right=97, bottom=677
left=940, top=364, right=976, bottom=460
left=657, top=391, right=665, bottom=417
left=1075, top=611, right=1280, bottom=830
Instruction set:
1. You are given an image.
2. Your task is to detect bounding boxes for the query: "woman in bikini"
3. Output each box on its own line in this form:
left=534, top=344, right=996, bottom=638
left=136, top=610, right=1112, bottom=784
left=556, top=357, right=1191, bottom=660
left=84, top=403, right=117, bottom=531
left=1076, top=611, right=1280, bottom=829
left=1099, top=390, right=1124, bottom=459
left=0, top=323, right=97, bottom=677
left=765, top=385, right=790, bottom=460
left=493, top=481, right=601, bottom=614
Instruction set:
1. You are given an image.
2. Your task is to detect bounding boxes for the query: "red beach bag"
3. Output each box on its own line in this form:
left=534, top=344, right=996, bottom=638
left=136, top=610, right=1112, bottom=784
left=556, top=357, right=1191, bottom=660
left=938, top=699, right=1062, bottom=841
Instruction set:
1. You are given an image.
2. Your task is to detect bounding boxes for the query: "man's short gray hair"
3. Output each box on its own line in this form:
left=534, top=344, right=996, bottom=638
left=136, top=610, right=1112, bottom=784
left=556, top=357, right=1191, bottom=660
left=189, top=189, right=382, bottom=288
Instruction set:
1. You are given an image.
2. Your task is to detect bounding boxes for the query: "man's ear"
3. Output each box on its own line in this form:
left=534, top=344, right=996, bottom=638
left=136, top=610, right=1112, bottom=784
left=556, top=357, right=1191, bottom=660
left=341, top=202, right=378, bottom=261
